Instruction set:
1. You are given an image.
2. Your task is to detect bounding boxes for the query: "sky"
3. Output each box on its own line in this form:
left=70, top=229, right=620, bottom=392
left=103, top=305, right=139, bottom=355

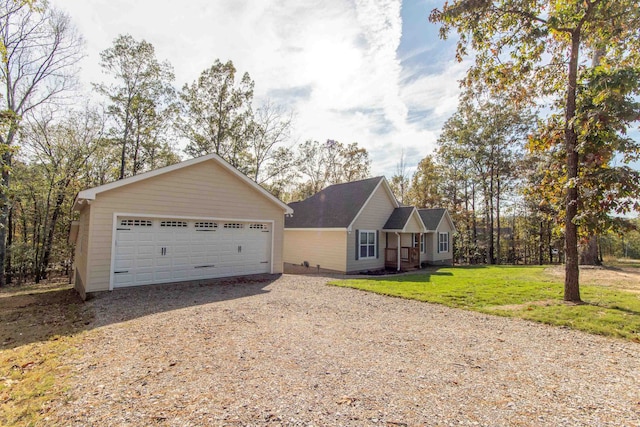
left=49, top=0, right=466, bottom=178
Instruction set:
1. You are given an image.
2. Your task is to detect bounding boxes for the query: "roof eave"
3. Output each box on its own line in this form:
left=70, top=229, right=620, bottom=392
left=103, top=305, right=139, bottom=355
left=285, top=227, right=348, bottom=231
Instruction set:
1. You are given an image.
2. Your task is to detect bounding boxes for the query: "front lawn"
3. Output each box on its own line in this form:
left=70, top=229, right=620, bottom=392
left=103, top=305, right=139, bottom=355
left=330, top=265, right=640, bottom=342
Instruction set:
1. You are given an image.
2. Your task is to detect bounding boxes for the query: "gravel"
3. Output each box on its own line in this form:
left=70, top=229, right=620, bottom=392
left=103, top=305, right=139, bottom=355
left=48, top=274, right=640, bottom=426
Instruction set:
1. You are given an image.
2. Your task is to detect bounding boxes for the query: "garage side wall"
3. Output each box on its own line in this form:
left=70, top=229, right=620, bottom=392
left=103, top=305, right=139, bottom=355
left=283, top=230, right=347, bottom=272
left=85, top=160, right=285, bottom=292
left=73, top=206, right=91, bottom=298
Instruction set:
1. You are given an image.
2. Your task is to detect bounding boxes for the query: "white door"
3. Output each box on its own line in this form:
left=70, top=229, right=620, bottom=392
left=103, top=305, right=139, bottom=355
left=113, top=217, right=271, bottom=288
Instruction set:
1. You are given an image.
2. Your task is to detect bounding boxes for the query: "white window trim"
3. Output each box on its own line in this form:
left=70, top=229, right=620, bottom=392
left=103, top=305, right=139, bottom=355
left=413, top=233, right=425, bottom=253
left=359, top=230, right=377, bottom=260
left=439, top=232, right=449, bottom=253
left=420, top=233, right=425, bottom=253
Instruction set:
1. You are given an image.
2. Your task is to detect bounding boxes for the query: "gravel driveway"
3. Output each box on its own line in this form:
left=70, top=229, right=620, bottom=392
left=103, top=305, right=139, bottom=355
left=50, top=274, right=640, bottom=426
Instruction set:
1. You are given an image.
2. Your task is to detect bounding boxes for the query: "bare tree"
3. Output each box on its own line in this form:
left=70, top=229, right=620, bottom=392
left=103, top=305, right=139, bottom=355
left=0, top=1, right=83, bottom=286
left=246, top=100, right=294, bottom=183
left=389, top=148, right=409, bottom=204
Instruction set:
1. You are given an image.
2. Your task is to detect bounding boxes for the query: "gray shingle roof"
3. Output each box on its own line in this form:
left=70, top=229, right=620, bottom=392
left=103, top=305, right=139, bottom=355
left=382, top=207, right=416, bottom=230
left=285, top=177, right=384, bottom=228
left=418, top=208, right=446, bottom=230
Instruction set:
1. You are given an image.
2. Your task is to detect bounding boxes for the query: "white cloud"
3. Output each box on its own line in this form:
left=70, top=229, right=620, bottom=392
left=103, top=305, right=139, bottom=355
left=51, top=0, right=464, bottom=177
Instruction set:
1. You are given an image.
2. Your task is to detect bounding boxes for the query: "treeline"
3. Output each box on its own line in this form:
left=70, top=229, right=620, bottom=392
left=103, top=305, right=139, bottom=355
left=390, top=81, right=640, bottom=267
left=0, top=2, right=371, bottom=285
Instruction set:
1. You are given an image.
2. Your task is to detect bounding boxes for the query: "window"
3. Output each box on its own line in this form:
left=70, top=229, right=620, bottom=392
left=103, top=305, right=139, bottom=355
left=120, top=219, right=153, bottom=227
left=359, top=230, right=376, bottom=259
left=160, top=221, right=187, bottom=228
left=224, top=223, right=244, bottom=229
left=415, top=233, right=425, bottom=253
left=439, top=232, right=449, bottom=253
left=249, top=223, right=267, bottom=230
left=195, top=222, right=217, bottom=230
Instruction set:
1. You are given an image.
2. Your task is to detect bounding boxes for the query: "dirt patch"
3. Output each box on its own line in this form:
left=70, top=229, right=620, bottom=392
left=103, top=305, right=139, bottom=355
left=545, top=264, right=640, bottom=294
left=0, top=281, right=93, bottom=350
left=490, top=299, right=559, bottom=311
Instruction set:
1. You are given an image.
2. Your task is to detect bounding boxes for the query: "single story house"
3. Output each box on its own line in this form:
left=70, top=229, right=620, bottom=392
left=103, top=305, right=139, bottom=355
left=70, top=153, right=292, bottom=299
left=283, top=176, right=456, bottom=273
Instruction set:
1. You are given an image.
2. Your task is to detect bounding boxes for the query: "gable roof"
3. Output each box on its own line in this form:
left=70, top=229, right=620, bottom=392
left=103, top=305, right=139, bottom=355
left=418, top=208, right=457, bottom=232
left=382, top=207, right=426, bottom=232
left=285, top=176, right=398, bottom=229
left=73, top=153, right=293, bottom=213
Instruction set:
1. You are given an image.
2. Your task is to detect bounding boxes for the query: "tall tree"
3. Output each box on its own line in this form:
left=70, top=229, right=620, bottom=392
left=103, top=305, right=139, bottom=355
left=527, top=67, right=640, bottom=264
left=407, top=155, right=443, bottom=208
left=94, top=34, right=177, bottom=180
left=430, top=0, right=640, bottom=301
left=178, top=60, right=254, bottom=170
left=0, top=0, right=83, bottom=286
left=438, top=92, right=529, bottom=264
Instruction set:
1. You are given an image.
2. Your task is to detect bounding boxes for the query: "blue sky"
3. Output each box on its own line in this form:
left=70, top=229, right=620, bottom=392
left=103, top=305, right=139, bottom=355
left=50, top=0, right=465, bottom=177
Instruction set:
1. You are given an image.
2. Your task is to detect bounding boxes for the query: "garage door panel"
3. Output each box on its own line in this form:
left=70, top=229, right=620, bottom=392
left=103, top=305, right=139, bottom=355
left=135, top=270, right=154, bottom=281
left=154, top=271, right=172, bottom=281
left=137, top=245, right=156, bottom=256
left=155, top=257, right=172, bottom=268
left=136, top=257, right=154, bottom=268
left=114, top=273, right=133, bottom=286
left=113, top=217, right=271, bottom=288
left=173, top=256, right=190, bottom=267
left=115, top=244, right=135, bottom=255
left=114, top=259, right=134, bottom=270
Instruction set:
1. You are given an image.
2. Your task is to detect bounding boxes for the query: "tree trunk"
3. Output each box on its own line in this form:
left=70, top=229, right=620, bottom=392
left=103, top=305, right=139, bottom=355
left=510, top=211, right=516, bottom=264
left=472, top=182, right=478, bottom=263
left=119, top=108, right=131, bottom=180
left=564, top=31, right=582, bottom=302
left=496, top=176, right=501, bottom=264
left=0, top=150, right=11, bottom=287
left=547, top=220, right=553, bottom=264
left=579, top=235, right=601, bottom=265
left=38, top=192, right=65, bottom=282
left=464, top=180, right=471, bottom=264
left=539, top=220, right=544, bottom=265
left=6, top=203, right=13, bottom=285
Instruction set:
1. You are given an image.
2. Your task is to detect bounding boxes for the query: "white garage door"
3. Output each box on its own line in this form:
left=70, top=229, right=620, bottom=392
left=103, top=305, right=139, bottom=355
left=112, top=217, right=272, bottom=288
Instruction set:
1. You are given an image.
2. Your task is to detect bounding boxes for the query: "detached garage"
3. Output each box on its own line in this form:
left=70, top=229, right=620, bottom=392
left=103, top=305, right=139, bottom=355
left=70, top=153, right=292, bottom=299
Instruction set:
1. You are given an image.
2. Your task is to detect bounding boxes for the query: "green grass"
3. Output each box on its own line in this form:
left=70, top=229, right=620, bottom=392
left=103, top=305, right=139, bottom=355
left=330, top=265, right=640, bottom=342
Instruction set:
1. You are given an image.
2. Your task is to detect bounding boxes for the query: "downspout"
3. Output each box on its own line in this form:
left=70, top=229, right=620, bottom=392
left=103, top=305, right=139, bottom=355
left=395, top=232, right=401, bottom=271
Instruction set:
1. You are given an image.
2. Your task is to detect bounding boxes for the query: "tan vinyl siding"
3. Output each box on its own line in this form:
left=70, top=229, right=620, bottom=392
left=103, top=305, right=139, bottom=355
left=84, top=160, right=286, bottom=292
left=283, top=230, right=347, bottom=272
left=72, top=206, right=91, bottom=297
left=405, top=213, right=424, bottom=233
left=421, top=217, right=454, bottom=265
left=346, top=184, right=396, bottom=272
left=432, top=218, right=454, bottom=263
left=421, top=233, right=435, bottom=263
